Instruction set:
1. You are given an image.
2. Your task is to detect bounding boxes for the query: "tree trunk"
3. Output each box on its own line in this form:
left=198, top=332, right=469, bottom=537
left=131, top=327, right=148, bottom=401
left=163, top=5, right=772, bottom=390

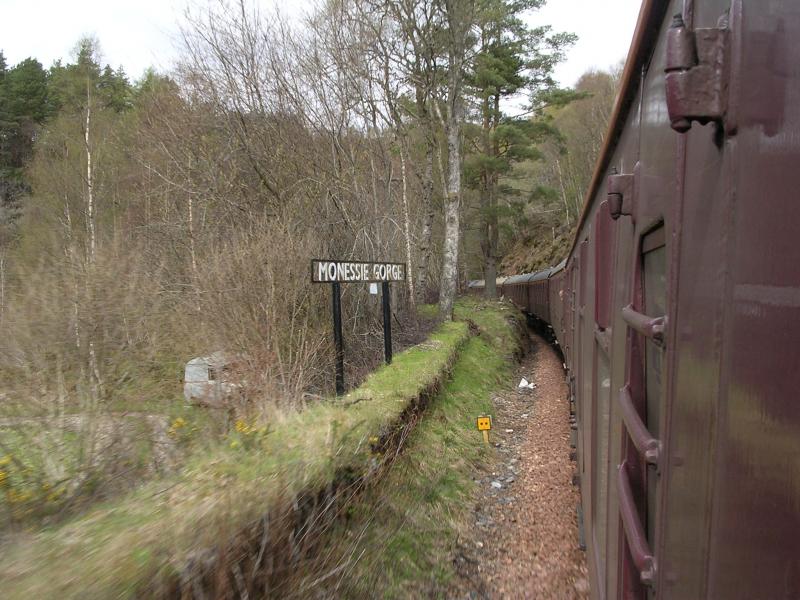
left=486, top=93, right=500, bottom=298
left=439, top=0, right=471, bottom=320
left=399, top=143, right=415, bottom=306
left=187, top=193, right=203, bottom=312
left=439, top=98, right=462, bottom=320
left=415, top=141, right=434, bottom=305
left=188, top=196, right=197, bottom=276
left=0, top=253, right=5, bottom=326
left=485, top=180, right=498, bottom=295
left=84, top=80, right=96, bottom=262
left=481, top=94, right=497, bottom=299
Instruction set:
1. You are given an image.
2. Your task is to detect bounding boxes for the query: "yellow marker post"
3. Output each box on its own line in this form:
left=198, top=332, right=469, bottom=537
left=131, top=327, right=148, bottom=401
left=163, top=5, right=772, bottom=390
left=477, top=415, right=492, bottom=445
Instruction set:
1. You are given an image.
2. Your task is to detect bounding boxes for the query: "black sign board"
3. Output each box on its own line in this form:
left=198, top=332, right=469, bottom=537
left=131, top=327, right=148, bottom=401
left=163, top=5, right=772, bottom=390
left=312, top=259, right=405, bottom=395
left=311, top=259, right=406, bottom=283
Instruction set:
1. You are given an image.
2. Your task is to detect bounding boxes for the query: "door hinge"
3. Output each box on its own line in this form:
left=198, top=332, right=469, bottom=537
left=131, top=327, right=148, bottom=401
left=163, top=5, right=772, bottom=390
left=606, top=162, right=639, bottom=221
left=665, top=1, right=741, bottom=134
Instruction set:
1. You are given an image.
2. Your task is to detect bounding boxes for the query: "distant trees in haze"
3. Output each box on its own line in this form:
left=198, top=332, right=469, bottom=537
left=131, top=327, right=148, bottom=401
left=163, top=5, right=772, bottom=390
left=0, top=53, right=50, bottom=242
left=532, top=65, right=620, bottom=227
left=492, top=65, right=622, bottom=275
left=0, top=43, right=133, bottom=245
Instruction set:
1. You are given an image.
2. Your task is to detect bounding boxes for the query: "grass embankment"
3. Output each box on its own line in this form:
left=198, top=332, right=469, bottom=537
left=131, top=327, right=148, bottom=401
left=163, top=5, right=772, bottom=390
left=0, top=400, right=218, bottom=526
left=296, top=298, right=526, bottom=597
left=0, top=308, right=476, bottom=598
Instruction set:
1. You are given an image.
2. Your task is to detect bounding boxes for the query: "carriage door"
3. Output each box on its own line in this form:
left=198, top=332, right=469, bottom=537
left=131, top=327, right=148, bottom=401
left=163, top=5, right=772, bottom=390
left=592, top=201, right=616, bottom=591
left=577, top=240, right=589, bottom=481
left=617, top=223, right=666, bottom=600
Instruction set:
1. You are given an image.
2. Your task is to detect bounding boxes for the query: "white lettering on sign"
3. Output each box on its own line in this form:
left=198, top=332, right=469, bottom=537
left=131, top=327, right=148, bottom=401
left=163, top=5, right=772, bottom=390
left=311, top=260, right=406, bottom=283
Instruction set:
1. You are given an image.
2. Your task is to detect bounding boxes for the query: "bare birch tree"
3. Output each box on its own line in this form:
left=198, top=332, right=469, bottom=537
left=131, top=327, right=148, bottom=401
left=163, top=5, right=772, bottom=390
left=438, top=0, right=474, bottom=320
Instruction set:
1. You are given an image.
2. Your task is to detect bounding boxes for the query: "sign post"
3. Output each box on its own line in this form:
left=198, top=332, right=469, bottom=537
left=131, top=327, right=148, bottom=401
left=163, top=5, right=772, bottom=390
left=331, top=281, right=344, bottom=395
left=382, top=281, right=392, bottom=364
left=312, top=259, right=406, bottom=394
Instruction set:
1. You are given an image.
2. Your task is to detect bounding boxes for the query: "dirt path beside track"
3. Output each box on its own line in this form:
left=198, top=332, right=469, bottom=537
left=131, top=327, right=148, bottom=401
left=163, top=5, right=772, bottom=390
left=450, top=331, right=590, bottom=599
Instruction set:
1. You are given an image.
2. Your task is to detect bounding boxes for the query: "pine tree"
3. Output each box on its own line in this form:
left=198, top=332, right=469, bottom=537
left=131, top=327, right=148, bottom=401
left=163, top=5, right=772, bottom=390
left=0, top=57, right=50, bottom=168
left=48, top=39, right=102, bottom=114
left=98, top=65, right=132, bottom=112
left=4, top=58, right=50, bottom=124
left=464, top=0, right=575, bottom=297
left=0, top=56, right=51, bottom=220
left=0, top=51, right=11, bottom=168
left=0, top=50, right=11, bottom=215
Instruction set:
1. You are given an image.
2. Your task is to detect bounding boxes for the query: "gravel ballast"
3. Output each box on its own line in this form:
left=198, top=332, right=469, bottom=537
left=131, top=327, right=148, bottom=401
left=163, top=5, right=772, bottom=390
left=451, top=331, right=590, bottom=599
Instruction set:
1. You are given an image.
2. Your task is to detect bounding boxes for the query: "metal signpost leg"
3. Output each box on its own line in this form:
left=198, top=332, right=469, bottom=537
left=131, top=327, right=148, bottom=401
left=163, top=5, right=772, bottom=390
left=382, top=281, right=392, bottom=364
left=332, top=281, right=345, bottom=394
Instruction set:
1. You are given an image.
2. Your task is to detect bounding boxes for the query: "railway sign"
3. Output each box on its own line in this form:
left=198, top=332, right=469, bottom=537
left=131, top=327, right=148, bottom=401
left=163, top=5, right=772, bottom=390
left=311, top=260, right=405, bottom=283
left=312, top=259, right=406, bottom=395
left=477, top=415, right=492, bottom=445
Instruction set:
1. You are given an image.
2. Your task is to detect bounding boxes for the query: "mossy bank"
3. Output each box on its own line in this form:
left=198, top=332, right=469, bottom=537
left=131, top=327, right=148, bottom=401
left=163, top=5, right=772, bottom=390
left=294, top=298, right=527, bottom=597
left=0, top=298, right=526, bottom=599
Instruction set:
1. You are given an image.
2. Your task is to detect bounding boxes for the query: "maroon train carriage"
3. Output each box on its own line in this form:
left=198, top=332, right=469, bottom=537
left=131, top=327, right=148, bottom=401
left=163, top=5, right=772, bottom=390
left=526, top=268, right=553, bottom=324
left=547, top=260, right=567, bottom=347
left=493, top=266, right=561, bottom=330
left=467, top=279, right=486, bottom=295
left=500, top=273, right=535, bottom=310
left=470, top=0, right=800, bottom=598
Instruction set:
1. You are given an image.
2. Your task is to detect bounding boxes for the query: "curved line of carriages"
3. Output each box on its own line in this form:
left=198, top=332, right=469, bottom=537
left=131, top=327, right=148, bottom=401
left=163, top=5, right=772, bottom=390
left=467, top=257, right=567, bottom=328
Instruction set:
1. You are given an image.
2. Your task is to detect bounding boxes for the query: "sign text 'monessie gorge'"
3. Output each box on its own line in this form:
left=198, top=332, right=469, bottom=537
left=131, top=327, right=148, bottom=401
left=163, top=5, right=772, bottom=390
left=312, top=260, right=405, bottom=283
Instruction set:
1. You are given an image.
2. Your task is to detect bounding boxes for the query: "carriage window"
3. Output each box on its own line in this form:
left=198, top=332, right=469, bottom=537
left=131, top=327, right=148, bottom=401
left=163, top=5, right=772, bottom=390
left=642, top=228, right=666, bottom=553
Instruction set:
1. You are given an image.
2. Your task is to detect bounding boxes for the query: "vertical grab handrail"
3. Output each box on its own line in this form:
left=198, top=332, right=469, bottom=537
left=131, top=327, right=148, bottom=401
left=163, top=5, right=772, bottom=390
left=617, top=461, right=657, bottom=586
left=618, top=385, right=661, bottom=465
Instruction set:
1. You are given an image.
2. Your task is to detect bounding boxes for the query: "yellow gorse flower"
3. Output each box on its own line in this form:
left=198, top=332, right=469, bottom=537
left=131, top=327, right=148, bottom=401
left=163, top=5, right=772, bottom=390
left=6, top=488, right=31, bottom=504
left=235, top=420, right=267, bottom=435
left=168, top=417, right=188, bottom=437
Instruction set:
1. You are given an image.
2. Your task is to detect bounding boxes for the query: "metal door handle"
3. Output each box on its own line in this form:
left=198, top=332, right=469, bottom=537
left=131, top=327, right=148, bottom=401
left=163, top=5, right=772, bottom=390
left=622, top=304, right=666, bottom=345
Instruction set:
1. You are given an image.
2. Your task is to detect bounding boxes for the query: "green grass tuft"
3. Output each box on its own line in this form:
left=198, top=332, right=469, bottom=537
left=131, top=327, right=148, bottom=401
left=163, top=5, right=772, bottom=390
left=0, top=316, right=474, bottom=599
left=416, top=303, right=441, bottom=320
left=301, top=297, right=525, bottom=597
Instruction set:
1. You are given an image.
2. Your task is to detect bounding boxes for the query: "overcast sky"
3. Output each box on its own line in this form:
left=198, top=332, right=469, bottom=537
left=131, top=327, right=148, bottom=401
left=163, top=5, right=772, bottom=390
left=1, top=0, right=641, bottom=87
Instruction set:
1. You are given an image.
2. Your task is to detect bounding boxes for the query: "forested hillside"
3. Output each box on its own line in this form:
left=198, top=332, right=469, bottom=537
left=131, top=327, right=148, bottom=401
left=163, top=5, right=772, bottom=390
left=0, top=0, right=617, bottom=532
left=497, top=66, right=621, bottom=275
